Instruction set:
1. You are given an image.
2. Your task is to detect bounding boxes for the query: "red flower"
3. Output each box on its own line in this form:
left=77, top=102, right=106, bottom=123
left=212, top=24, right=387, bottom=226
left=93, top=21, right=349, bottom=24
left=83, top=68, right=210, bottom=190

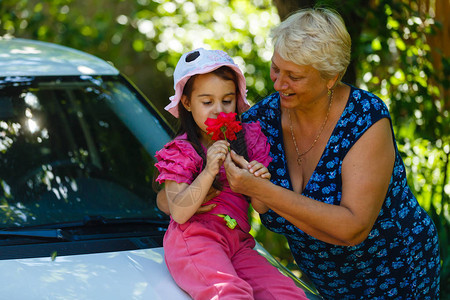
left=205, top=112, right=242, bottom=141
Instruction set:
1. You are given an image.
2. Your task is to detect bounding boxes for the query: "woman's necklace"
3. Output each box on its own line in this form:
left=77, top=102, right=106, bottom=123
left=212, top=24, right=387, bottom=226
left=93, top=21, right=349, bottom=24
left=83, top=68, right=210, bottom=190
left=288, top=89, right=334, bottom=166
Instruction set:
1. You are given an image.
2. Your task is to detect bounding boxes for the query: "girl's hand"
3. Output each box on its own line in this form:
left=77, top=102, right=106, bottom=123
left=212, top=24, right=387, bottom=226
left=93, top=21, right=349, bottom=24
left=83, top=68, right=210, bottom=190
left=247, top=161, right=271, bottom=180
left=205, top=140, right=230, bottom=177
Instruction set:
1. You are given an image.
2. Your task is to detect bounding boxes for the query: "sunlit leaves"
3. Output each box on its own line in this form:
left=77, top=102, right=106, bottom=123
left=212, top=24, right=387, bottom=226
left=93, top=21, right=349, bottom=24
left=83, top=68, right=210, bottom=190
left=0, top=0, right=279, bottom=110
left=399, top=137, right=450, bottom=212
left=357, top=4, right=448, bottom=276
left=132, top=39, right=145, bottom=52
left=394, top=38, right=406, bottom=51
left=130, top=0, right=280, bottom=102
left=359, top=1, right=447, bottom=139
left=371, top=38, right=382, bottom=51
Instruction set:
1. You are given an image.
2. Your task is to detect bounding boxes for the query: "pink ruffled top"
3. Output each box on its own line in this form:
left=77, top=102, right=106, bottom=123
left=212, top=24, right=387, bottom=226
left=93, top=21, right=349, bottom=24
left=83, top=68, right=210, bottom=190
left=155, top=122, right=272, bottom=232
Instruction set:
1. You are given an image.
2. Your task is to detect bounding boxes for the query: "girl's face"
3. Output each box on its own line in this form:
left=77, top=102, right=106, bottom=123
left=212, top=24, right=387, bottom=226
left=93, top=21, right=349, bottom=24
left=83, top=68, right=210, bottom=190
left=182, top=72, right=237, bottom=144
left=270, top=51, right=333, bottom=109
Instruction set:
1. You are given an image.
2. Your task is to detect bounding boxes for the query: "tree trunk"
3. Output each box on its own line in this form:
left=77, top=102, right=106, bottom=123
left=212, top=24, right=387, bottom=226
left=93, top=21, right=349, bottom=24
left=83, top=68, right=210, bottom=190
left=272, top=0, right=315, bottom=20
left=424, top=0, right=450, bottom=109
left=271, top=0, right=372, bottom=85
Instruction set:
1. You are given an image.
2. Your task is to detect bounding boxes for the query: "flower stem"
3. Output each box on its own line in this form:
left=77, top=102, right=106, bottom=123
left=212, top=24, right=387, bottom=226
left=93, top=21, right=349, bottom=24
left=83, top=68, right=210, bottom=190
left=221, top=126, right=230, bottom=152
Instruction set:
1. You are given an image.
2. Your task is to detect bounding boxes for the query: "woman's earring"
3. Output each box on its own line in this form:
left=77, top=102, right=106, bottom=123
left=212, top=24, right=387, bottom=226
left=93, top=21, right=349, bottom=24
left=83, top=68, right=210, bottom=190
left=327, top=89, right=332, bottom=96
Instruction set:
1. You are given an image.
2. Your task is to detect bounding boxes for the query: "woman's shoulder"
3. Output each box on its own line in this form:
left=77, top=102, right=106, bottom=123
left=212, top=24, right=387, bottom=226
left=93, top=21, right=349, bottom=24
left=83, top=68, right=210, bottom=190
left=333, top=84, right=393, bottom=147
left=346, top=84, right=390, bottom=118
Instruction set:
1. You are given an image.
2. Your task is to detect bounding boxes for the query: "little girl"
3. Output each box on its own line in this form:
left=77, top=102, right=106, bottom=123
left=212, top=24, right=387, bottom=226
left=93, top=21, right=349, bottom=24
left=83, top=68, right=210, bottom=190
left=154, top=48, right=307, bottom=299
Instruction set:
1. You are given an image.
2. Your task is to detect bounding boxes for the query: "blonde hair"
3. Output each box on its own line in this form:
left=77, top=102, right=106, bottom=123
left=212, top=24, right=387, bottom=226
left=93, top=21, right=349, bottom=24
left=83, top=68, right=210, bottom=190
left=271, top=8, right=351, bottom=82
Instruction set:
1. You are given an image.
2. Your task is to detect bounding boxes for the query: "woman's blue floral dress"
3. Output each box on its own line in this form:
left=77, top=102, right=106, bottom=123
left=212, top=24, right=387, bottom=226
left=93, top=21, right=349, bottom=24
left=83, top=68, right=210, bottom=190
left=242, top=85, right=440, bottom=299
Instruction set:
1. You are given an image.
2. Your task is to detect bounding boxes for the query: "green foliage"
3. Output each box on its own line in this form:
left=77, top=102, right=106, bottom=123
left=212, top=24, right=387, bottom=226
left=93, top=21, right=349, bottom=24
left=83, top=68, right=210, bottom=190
left=1, top=0, right=448, bottom=295
left=356, top=1, right=449, bottom=295
left=0, top=0, right=279, bottom=127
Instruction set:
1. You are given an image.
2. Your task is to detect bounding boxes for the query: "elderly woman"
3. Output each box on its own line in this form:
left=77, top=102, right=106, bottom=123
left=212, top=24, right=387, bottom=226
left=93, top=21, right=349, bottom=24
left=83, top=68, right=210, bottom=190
left=158, top=8, right=440, bottom=299
left=223, top=8, right=440, bottom=299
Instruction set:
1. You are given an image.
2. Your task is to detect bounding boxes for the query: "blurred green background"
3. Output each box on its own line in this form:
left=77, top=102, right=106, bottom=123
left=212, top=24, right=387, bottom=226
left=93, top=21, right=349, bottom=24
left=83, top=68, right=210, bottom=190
left=1, top=0, right=448, bottom=297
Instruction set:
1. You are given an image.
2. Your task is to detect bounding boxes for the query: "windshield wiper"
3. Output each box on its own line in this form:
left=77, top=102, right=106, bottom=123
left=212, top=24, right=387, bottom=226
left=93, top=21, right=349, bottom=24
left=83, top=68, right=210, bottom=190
left=15, top=215, right=169, bottom=230
left=57, top=215, right=169, bottom=228
left=0, top=228, right=71, bottom=241
left=84, top=216, right=169, bottom=227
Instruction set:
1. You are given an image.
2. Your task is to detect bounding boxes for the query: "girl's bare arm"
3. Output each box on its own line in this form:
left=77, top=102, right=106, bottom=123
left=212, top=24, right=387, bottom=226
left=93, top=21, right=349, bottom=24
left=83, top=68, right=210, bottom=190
left=164, top=140, right=229, bottom=224
left=156, top=188, right=218, bottom=215
left=165, top=173, right=214, bottom=224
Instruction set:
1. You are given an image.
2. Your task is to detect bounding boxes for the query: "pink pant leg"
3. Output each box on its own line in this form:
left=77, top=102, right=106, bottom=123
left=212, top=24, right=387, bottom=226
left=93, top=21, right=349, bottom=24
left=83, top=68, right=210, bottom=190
left=163, top=217, right=254, bottom=300
left=232, top=230, right=308, bottom=300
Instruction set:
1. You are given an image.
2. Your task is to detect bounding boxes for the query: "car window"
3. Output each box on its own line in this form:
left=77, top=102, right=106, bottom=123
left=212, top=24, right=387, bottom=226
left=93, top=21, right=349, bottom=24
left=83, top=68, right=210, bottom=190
left=0, top=76, right=171, bottom=229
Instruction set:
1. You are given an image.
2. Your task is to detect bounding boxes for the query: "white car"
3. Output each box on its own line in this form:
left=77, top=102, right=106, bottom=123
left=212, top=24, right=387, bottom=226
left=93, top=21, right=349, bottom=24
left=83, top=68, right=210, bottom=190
left=0, top=38, right=322, bottom=299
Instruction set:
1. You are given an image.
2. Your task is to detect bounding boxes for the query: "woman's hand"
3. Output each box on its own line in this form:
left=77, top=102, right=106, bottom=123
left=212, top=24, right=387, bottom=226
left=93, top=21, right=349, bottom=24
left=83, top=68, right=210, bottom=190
left=223, top=150, right=265, bottom=193
left=224, top=150, right=270, bottom=214
left=223, top=150, right=254, bottom=195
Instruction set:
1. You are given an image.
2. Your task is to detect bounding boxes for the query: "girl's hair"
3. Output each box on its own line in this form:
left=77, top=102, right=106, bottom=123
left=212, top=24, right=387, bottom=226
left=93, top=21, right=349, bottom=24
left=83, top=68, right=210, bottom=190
left=271, top=7, right=351, bottom=82
left=178, top=66, right=249, bottom=190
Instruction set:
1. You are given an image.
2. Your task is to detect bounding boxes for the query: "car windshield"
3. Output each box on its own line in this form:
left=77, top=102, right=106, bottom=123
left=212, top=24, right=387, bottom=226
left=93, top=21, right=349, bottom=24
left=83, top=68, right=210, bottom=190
left=0, top=75, right=172, bottom=229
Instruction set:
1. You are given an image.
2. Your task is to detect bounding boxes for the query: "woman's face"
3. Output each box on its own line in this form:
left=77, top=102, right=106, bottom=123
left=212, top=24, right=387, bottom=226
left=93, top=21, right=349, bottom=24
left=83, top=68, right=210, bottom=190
left=182, top=72, right=237, bottom=143
left=270, top=51, right=331, bottom=109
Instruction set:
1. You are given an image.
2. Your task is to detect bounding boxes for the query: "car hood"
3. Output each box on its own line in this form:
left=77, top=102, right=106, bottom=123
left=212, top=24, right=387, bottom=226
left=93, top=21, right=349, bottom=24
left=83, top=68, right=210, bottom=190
left=0, top=38, right=119, bottom=77
left=0, top=247, right=190, bottom=300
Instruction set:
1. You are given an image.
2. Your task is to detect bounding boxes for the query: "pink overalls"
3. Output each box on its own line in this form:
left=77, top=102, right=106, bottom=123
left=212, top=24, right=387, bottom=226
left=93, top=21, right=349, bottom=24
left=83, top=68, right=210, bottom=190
left=155, top=122, right=307, bottom=300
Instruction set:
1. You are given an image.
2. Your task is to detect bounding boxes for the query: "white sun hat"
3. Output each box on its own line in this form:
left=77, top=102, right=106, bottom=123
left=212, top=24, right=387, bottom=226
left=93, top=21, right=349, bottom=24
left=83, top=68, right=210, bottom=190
left=165, top=48, right=250, bottom=118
